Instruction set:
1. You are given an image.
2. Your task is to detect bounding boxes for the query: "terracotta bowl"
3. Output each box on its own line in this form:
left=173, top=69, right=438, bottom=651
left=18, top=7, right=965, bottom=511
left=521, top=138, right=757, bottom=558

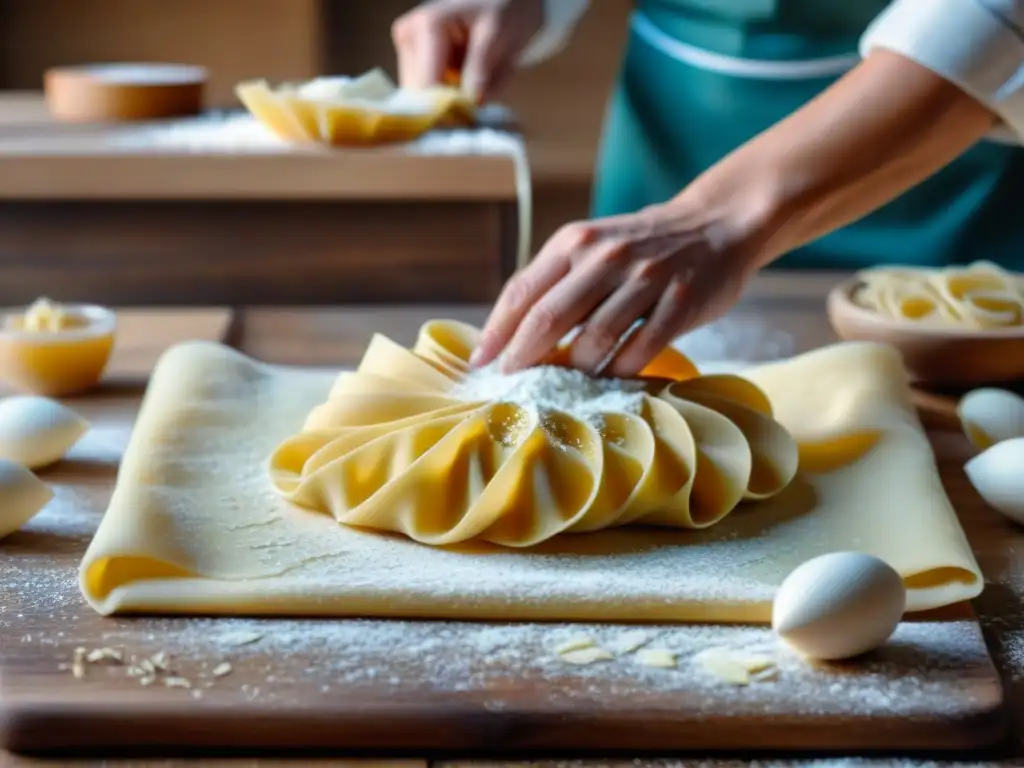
left=826, top=276, right=1024, bottom=388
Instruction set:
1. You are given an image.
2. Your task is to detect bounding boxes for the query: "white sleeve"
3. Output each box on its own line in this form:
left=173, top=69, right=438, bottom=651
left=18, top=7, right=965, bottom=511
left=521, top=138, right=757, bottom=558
left=860, top=0, right=1024, bottom=144
left=518, top=0, right=590, bottom=67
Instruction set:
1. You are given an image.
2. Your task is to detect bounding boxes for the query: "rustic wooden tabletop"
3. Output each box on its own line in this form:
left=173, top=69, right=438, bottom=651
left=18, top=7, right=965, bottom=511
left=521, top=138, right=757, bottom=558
left=2, top=272, right=1023, bottom=766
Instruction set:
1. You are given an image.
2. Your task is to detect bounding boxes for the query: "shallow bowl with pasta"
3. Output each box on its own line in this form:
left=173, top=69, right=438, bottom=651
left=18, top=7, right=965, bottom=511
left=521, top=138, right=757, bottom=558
left=827, top=270, right=1024, bottom=387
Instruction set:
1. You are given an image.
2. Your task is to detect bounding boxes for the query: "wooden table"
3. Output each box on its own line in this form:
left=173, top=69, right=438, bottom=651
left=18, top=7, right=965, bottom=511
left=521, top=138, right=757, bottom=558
left=0, top=94, right=519, bottom=305
left=3, top=272, right=1024, bottom=766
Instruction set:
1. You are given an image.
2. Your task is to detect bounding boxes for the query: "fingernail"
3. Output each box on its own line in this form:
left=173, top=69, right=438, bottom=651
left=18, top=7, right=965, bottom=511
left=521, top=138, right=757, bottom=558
left=469, top=347, right=484, bottom=367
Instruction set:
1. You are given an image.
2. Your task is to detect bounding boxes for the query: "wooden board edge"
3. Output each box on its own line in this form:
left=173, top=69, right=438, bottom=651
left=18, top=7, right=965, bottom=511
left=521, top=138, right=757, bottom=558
left=0, top=692, right=1009, bottom=755
left=0, top=155, right=519, bottom=201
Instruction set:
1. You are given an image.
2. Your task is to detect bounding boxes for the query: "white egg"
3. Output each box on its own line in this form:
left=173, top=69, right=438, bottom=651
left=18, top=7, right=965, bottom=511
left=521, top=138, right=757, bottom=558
left=0, top=459, right=53, bottom=540
left=772, top=551, right=906, bottom=661
left=958, top=388, right=1024, bottom=450
left=964, top=437, right=1024, bottom=525
left=0, top=396, right=89, bottom=469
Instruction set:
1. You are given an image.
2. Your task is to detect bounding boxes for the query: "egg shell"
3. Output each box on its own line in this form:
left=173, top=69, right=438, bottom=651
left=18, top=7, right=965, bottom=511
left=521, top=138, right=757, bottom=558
left=964, top=437, right=1024, bottom=525
left=957, top=388, right=1024, bottom=450
left=0, top=396, right=89, bottom=469
left=0, top=459, right=53, bottom=540
left=772, top=551, right=906, bottom=661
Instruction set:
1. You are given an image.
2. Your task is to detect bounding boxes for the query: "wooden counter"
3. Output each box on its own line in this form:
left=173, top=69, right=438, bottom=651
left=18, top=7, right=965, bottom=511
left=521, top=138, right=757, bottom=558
left=2, top=272, right=1024, bottom=765
left=0, top=95, right=520, bottom=305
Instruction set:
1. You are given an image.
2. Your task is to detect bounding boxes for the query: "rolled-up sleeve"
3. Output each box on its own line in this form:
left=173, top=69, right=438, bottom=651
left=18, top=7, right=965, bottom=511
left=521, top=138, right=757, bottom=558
left=861, top=0, right=1024, bottom=143
left=518, top=0, right=590, bottom=66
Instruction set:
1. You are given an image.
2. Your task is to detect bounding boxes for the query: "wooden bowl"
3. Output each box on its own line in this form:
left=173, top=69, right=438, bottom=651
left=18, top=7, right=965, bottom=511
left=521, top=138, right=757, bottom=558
left=45, top=63, right=206, bottom=122
left=826, top=276, right=1024, bottom=388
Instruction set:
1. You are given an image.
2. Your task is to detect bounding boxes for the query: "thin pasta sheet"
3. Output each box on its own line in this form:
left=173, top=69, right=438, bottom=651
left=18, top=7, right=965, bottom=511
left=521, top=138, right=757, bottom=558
left=79, top=327, right=983, bottom=621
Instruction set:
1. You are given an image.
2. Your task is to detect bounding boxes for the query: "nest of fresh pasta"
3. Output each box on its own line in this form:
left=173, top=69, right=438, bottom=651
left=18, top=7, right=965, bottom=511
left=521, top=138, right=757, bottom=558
left=235, top=68, right=476, bottom=146
left=851, top=260, right=1024, bottom=329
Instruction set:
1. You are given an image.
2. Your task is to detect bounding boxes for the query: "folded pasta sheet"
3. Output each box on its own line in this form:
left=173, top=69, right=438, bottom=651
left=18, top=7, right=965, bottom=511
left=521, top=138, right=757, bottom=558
left=270, top=320, right=800, bottom=547
left=80, top=327, right=983, bottom=620
left=236, top=68, right=475, bottom=146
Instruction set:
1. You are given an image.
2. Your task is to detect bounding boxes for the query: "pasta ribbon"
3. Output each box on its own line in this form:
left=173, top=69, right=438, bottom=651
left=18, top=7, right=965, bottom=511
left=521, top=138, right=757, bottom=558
left=853, top=261, right=1024, bottom=329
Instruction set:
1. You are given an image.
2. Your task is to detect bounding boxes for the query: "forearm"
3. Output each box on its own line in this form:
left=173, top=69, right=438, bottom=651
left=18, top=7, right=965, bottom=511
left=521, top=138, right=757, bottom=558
left=677, top=51, right=998, bottom=269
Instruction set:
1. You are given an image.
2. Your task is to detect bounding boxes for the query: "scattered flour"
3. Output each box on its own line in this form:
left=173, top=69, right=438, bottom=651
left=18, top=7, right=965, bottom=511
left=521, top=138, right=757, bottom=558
left=108, top=114, right=526, bottom=158
left=675, top=314, right=796, bottom=364
left=0, top=361, right=1011, bottom=757
left=20, top=613, right=987, bottom=721
left=450, top=361, right=646, bottom=426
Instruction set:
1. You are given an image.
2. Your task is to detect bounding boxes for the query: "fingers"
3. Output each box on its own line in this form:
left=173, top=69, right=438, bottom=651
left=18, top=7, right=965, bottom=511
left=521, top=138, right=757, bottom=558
left=472, top=252, right=571, bottom=368
left=605, top=278, right=694, bottom=378
left=392, top=7, right=453, bottom=89
left=569, top=263, right=666, bottom=374
left=462, top=12, right=507, bottom=101
left=473, top=222, right=599, bottom=367
left=501, top=243, right=624, bottom=372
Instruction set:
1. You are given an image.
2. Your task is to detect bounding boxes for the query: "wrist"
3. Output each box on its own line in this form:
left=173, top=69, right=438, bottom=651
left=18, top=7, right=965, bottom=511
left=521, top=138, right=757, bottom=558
left=665, top=157, right=800, bottom=274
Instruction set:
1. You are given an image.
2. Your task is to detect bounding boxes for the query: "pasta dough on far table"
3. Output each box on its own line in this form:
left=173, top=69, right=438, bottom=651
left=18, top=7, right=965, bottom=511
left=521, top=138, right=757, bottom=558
left=79, top=332, right=983, bottom=621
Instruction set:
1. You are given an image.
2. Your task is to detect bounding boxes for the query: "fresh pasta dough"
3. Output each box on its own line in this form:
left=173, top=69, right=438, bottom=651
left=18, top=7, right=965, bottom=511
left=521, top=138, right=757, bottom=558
left=269, top=321, right=800, bottom=547
left=236, top=68, right=474, bottom=146
left=79, top=332, right=983, bottom=620
left=853, top=260, right=1024, bottom=328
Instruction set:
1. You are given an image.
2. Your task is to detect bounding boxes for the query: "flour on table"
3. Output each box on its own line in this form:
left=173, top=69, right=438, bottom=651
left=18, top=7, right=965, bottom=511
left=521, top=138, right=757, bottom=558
left=695, top=647, right=778, bottom=686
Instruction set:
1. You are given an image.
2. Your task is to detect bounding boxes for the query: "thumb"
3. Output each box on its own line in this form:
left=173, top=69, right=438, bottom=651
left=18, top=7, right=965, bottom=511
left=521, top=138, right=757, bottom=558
left=461, top=13, right=508, bottom=102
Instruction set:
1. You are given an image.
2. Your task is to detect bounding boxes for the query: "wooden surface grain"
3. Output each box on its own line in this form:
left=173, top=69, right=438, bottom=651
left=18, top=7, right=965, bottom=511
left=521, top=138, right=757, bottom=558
left=1, top=274, right=1022, bottom=762
left=0, top=137, right=519, bottom=201
left=0, top=200, right=513, bottom=306
left=0, top=95, right=519, bottom=305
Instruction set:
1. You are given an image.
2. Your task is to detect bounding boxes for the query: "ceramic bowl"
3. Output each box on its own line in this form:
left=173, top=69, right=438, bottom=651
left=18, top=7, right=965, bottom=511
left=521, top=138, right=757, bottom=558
left=826, top=276, right=1024, bottom=388
left=0, top=303, right=116, bottom=397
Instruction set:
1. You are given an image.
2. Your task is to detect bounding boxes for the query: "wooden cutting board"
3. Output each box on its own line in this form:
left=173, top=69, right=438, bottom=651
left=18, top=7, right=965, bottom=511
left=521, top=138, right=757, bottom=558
left=0, top=319, right=1008, bottom=755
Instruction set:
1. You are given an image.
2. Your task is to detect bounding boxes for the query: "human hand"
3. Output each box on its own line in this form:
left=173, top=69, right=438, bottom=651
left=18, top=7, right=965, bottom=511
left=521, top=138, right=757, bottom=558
left=470, top=199, right=768, bottom=378
left=392, top=0, right=544, bottom=102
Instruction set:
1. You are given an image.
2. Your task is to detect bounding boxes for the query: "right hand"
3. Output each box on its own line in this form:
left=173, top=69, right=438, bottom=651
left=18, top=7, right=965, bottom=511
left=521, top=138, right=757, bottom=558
left=392, top=0, right=544, bottom=102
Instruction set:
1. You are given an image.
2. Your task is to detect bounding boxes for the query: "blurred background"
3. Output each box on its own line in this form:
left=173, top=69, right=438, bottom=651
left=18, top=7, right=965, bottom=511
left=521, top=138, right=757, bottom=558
left=0, top=0, right=633, bottom=305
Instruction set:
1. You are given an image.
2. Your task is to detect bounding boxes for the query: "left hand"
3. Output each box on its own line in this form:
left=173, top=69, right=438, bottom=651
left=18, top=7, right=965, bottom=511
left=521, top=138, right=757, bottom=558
left=470, top=199, right=765, bottom=377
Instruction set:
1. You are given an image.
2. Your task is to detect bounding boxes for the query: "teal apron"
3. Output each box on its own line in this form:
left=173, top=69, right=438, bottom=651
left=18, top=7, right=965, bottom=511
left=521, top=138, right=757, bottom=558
left=592, top=0, right=1024, bottom=270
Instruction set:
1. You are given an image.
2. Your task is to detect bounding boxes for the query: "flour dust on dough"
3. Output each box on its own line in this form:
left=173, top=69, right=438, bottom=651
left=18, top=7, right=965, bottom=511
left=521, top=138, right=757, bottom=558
left=79, top=330, right=982, bottom=620
left=269, top=320, right=800, bottom=547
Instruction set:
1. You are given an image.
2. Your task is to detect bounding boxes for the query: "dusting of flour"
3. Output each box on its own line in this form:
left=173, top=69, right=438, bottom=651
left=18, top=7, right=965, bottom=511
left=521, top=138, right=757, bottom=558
left=450, top=361, right=646, bottom=426
left=0, top=371, right=1010, bottom=750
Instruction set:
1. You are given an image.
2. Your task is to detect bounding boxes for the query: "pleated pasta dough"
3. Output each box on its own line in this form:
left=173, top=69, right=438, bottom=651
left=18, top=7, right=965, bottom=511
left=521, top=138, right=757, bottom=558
left=79, top=329, right=984, bottom=619
left=236, top=68, right=474, bottom=146
left=853, top=261, right=1024, bottom=329
left=268, top=321, right=800, bottom=547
